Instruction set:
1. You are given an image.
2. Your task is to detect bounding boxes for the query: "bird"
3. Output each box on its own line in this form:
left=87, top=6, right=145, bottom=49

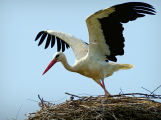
left=35, top=2, right=156, bottom=96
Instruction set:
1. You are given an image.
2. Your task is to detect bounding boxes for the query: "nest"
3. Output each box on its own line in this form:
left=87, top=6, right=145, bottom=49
left=26, top=93, right=161, bottom=120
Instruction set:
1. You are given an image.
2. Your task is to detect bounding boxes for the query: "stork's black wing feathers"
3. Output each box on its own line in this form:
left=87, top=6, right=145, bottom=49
left=61, top=40, right=66, bottom=52
left=98, top=2, right=155, bottom=62
left=98, top=18, right=125, bottom=62
left=35, top=31, right=70, bottom=52
left=45, top=34, right=51, bottom=49
left=38, top=32, right=47, bottom=46
left=134, top=6, right=155, bottom=12
left=35, top=31, right=44, bottom=41
left=66, top=43, right=70, bottom=49
left=56, top=37, right=61, bottom=51
left=135, top=9, right=155, bottom=15
left=51, top=35, right=55, bottom=48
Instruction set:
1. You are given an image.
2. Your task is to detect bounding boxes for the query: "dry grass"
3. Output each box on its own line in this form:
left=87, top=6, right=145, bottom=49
left=26, top=93, right=161, bottom=120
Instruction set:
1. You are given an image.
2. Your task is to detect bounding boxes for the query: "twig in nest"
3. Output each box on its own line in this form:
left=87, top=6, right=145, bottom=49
left=38, top=94, right=54, bottom=109
left=150, top=85, right=161, bottom=95
left=141, top=87, right=156, bottom=96
left=27, top=99, right=39, bottom=102
left=38, top=94, right=44, bottom=109
left=70, top=96, right=74, bottom=101
left=107, top=112, right=118, bottom=120
left=16, top=104, right=23, bottom=120
left=120, top=87, right=124, bottom=94
left=65, top=92, right=85, bottom=99
left=11, top=104, right=23, bottom=120
left=83, top=96, right=92, bottom=101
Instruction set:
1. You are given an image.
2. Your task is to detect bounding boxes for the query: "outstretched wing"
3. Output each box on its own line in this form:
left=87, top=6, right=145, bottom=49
left=86, top=2, right=156, bottom=62
left=35, top=30, right=88, bottom=60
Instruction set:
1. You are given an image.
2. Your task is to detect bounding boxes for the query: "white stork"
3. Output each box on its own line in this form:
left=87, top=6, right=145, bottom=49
left=35, top=2, right=155, bottom=96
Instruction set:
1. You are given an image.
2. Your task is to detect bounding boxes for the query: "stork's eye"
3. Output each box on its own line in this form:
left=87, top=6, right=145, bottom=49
left=55, top=54, right=60, bottom=58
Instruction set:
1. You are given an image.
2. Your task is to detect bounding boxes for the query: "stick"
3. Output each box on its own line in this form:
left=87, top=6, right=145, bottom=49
left=65, top=92, right=85, bottom=99
left=120, top=87, right=124, bottom=94
left=150, top=85, right=161, bottom=95
left=38, top=94, right=45, bottom=109
left=141, top=87, right=156, bottom=95
left=16, top=104, right=23, bottom=120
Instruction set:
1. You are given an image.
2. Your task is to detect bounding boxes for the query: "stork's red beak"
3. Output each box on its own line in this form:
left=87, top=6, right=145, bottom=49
left=42, top=59, right=57, bottom=75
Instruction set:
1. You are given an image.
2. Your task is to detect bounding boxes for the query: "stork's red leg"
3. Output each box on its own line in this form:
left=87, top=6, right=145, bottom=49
left=93, top=79, right=111, bottom=96
left=100, top=80, right=111, bottom=96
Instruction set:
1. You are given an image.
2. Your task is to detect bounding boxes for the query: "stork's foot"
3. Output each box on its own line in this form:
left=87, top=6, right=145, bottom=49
left=99, top=80, right=111, bottom=96
left=104, top=89, right=111, bottom=96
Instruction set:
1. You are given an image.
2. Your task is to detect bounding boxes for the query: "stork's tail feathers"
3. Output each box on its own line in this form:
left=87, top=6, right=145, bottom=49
left=118, top=64, right=134, bottom=70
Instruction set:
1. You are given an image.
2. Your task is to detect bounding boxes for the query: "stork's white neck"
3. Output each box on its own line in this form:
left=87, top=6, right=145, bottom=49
left=61, top=56, right=76, bottom=72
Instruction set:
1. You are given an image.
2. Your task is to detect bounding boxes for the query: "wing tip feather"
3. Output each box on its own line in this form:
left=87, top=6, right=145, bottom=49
left=35, top=30, right=70, bottom=52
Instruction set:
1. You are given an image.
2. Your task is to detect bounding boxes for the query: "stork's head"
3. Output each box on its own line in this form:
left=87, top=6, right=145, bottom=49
left=42, top=52, right=64, bottom=75
left=53, top=52, right=65, bottom=62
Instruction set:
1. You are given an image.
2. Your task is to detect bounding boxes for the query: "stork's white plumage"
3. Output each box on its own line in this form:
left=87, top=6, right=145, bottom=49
left=35, top=2, right=156, bottom=95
